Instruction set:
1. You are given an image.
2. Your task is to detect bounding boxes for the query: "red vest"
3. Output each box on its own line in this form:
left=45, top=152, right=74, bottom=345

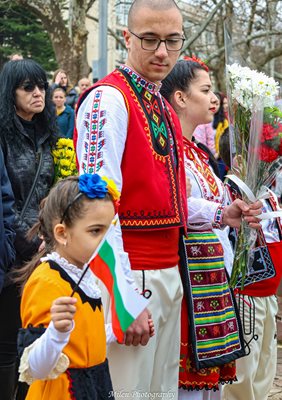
left=75, top=68, right=187, bottom=232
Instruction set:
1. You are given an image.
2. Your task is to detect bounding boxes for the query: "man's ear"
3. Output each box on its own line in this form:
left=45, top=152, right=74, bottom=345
left=54, top=223, right=68, bottom=246
left=123, top=29, right=131, bottom=49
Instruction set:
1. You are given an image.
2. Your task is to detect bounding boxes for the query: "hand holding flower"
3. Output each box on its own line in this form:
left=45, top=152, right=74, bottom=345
left=225, top=62, right=282, bottom=287
left=222, top=199, right=262, bottom=229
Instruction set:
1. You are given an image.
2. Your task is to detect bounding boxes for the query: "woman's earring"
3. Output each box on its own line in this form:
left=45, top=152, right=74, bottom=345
left=63, top=241, right=67, bottom=247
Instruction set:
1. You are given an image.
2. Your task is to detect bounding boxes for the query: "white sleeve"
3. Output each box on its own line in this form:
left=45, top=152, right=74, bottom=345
left=105, top=323, right=117, bottom=344
left=76, top=86, right=134, bottom=286
left=28, top=321, right=73, bottom=379
left=76, top=85, right=127, bottom=188
left=188, top=197, right=221, bottom=230
left=261, top=192, right=282, bottom=243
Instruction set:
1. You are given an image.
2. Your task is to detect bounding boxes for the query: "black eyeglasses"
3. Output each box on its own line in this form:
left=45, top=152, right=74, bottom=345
left=20, top=81, right=49, bottom=92
left=129, top=30, right=185, bottom=52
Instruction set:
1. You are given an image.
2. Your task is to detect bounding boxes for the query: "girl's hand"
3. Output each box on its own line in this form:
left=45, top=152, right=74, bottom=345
left=51, top=296, right=77, bottom=333
left=148, top=318, right=155, bottom=337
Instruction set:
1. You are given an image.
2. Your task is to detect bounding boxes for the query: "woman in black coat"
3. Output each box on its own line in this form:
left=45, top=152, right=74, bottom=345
left=0, top=147, right=15, bottom=290
left=0, top=59, right=57, bottom=400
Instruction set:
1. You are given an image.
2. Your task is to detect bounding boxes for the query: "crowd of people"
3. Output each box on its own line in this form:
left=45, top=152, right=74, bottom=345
left=0, top=0, right=281, bottom=400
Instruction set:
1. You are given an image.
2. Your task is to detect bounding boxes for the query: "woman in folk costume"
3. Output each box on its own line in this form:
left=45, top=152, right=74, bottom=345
left=219, top=130, right=282, bottom=400
left=161, top=57, right=262, bottom=399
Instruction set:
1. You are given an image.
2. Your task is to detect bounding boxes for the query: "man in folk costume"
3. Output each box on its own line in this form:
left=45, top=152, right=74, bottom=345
left=75, top=0, right=188, bottom=395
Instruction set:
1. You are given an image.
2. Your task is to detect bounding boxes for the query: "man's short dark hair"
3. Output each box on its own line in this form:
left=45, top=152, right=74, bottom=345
left=128, top=0, right=181, bottom=29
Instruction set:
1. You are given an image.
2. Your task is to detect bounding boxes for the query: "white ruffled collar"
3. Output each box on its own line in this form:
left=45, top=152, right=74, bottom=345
left=41, top=252, right=101, bottom=299
left=41, top=252, right=86, bottom=277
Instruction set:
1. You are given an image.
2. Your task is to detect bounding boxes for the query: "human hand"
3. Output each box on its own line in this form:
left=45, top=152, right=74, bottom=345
left=124, top=308, right=151, bottom=346
left=148, top=317, right=155, bottom=337
left=51, top=296, right=77, bottom=333
left=186, top=177, right=192, bottom=198
left=222, top=199, right=262, bottom=229
left=55, top=71, right=64, bottom=85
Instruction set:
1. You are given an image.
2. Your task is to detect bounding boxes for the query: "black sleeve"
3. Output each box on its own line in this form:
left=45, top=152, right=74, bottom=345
left=0, top=148, right=16, bottom=289
left=17, top=326, right=46, bottom=358
left=13, top=214, right=41, bottom=264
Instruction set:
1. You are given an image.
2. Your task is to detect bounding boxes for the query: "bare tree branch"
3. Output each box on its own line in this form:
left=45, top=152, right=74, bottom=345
left=181, top=0, right=226, bottom=52
left=205, top=30, right=282, bottom=63
left=14, top=0, right=90, bottom=82
left=274, top=71, right=282, bottom=80
left=86, top=13, right=126, bottom=49
left=86, top=0, right=96, bottom=13
left=256, top=47, right=282, bottom=68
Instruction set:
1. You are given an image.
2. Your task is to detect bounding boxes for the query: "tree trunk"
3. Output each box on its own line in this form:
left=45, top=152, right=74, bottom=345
left=16, top=0, right=91, bottom=84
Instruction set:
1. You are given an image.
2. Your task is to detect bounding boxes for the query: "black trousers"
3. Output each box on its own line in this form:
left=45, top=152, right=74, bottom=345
left=0, top=284, right=28, bottom=400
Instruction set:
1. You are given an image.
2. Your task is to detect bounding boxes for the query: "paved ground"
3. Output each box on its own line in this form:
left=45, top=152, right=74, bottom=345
left=268, top=343, right=282, bottom=399
left=268, top=302, right=282, bottom=400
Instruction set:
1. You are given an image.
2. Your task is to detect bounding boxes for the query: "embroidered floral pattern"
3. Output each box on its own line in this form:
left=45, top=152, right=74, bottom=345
left=81, top=90, right=105, bottom=174
left=119, top=65, right=159, bottom=94
left=184, top=141, right=223, bottom=202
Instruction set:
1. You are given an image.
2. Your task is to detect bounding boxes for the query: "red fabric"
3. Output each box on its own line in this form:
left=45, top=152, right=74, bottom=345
left=239, top=241, right=282, bottom=297
left=75, top=69, right=187, bottom=232
left=179, top=298, right=236, bottom=391
left=122, top=228, right=180, bottom=270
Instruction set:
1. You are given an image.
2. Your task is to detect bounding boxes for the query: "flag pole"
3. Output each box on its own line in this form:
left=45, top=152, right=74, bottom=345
left=70, top=265, right=90, bottom=297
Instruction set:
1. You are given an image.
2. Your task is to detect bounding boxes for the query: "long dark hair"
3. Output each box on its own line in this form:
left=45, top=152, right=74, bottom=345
left=0, top=59, right=57, bottom=141
left=212, top=91, right=227, bottom=130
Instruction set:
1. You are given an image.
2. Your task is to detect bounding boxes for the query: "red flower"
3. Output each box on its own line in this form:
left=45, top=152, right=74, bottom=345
left=260, top=144, right=279, bottom=162
left=279, top=140, right=282, bottom=156
left=184, top=55, right=209, bottom=72
left=262, top=123, right=277, bottom=141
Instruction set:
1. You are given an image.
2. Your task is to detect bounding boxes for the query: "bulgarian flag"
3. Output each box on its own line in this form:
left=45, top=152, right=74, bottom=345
left=88, top=216, right=148, bottom=343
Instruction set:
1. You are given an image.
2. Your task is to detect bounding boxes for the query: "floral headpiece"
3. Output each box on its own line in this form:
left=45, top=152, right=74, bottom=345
left=60, top=174, right=120, bottom=223
left=183, top=55, right=209, bottom=72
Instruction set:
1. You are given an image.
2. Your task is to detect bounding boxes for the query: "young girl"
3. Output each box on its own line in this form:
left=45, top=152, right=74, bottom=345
left=52, top=87, right=75, bottom=138
left=17, top=174, right=120, bottom=399
left=161, top=58, right=262, bottom=400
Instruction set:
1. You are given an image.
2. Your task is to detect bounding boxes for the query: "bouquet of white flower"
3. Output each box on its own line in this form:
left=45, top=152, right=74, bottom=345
left=226, top=62, right=282, bottom=288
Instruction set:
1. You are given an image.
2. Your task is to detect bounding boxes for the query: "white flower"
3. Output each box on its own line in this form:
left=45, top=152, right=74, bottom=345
left=226, top=63, right=279, bottom=111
